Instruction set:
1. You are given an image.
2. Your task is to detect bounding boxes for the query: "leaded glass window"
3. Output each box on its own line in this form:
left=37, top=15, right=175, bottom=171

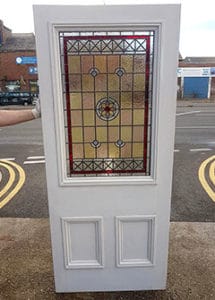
left=59, top=31, right=154, bottom=177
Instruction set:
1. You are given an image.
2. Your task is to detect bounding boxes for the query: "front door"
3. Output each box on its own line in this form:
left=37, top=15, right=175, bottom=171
left=34, top=4, right=180, bottom=292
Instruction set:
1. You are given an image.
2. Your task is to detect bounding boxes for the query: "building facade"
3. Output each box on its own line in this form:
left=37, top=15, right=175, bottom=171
left=1, top=19, right=215, bottom=100
left=178, top=57, right=215, bottom=99
left=0, top=20, right=38, bottom=95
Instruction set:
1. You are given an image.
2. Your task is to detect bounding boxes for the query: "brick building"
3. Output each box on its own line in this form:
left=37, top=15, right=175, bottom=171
left=0, top=20, right=38, bottom=94
left=1, top=19, right=214, bottom=100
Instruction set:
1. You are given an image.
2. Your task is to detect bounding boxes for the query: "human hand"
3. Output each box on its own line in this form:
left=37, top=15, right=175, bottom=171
left=31, top=97, right=41, bottom=119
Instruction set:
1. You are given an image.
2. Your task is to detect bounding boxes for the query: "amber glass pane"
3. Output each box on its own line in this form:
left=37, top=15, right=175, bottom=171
left=68, top=56, right=80, bottom=73
left=72, top=128, right=83, bottom=142
left=81, top=56, right=93, bottom=73
left=134, top=74, right=145, bottom=91
left=95, top=55, right=107, bottom=73
left=121, top=75, right=133, bottom=91
left=108, top=92, right=119, bottom=102
left=109, top=127, right=119, bottom=142
left=133, top=55, right=145, bottom=73
left=121, top=126, right=132, bottom=141
left=133, top=109, right=145, bottom=125
left=133, top=92, right=145, bottom=108
left=121, top=110, right=132, bottom=125
left=70, top=93, right=82, bottom=109
left=121, top=92, right=132, bottom=109
left=108, top=55, right=119, bottom=73
left=95, top=74, right=107, bottom=91
left=69, top=75, right=81, bottom=91
left=108, top=114, right=119, bottom=126
left=132, top=143, right=143, bottom=158
left=85, top=144, right=96, bottom=158
left=82, top=75, right=94, bottom=91
left=84, top=127, right=95, bottom=142
left=95, top=115, right=107, bottom=126
left=70, top=111, right=82, bottom=126
left=133, top=126, right=144, bottom=141
left=83, top=110, right=95, bottom=126
left=109, top=143, right=119, bottom=158
left=97, top=127, right=107, bottom=142
left=121, top=143, right=132, bottom=158
left=72, top=144, right=83, bottom=159
left=83, top=93, right=94, bottom=109
left=97, top=143, right=108, bottom=158
left=108, top=74, right=119, bottom=90
left=121, top=55, right=133, bottom=72
left=95, top=92, right=106, bottom=102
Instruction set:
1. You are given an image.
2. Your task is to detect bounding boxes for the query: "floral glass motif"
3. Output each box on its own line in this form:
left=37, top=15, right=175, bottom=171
left=96, top=97, right=120, bottom=121
left=60, top=31, right=154, bottom=176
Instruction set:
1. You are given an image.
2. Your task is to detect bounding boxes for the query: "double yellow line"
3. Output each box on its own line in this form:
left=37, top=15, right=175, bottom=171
left=198, top=155, right=215, bottom=202
left=0, top=160, right=26, bottom=209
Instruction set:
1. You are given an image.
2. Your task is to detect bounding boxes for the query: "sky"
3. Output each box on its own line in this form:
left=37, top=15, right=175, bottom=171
left=0, top=0, right=215, bottom=58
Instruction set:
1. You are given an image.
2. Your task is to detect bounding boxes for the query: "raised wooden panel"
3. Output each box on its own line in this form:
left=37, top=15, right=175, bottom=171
left=116, top=215, right=156, bottom=267
left=62, top=217, right=104, bottom=269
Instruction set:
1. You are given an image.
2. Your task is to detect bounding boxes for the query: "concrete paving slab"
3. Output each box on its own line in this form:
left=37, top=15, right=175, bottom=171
left=0, top=218, right=214, bottom=300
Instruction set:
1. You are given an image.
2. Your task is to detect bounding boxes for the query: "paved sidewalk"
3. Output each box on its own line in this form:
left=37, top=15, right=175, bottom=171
left=0, top=218, right=214, bottom=300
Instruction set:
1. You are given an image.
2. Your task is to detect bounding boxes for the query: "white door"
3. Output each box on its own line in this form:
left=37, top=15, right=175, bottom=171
left=33, top=4, right=180, bottom=292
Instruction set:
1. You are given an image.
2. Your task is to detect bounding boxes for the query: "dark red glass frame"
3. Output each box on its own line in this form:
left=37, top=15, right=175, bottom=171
left=62, top=34, right=151, bottom=176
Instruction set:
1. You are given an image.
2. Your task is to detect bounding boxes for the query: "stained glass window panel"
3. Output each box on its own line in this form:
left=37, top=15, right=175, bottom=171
left=82, top=93, right=94, bottom=109
left=60, top=31, right=154, bottom=176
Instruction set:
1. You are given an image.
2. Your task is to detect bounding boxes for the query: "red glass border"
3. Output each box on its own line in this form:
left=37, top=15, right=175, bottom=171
left=63, top=34, right=151, bottom=175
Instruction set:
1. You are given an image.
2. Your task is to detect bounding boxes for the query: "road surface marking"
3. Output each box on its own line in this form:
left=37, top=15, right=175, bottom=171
left=209, top=160, right=215, bottom=186
left=190, top=148, right=212, bottom=152
left=0, top=160, right=26, bottom=209
left=24, top=160, right=45, bottom=165
left=174, top=149, right=180, bottom=152
left=0, top=158, right=15, bottom=161
left=176, top=110, right=201, bottom=116
left=198, top=155, right=215, bottom=202
left=0, top=161, right=15, bottom=198
left=27, top=156, right=45, bottom=160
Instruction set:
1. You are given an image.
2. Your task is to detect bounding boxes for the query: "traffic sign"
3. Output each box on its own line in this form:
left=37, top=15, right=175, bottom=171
left=16, top=56, right=37, bottom=64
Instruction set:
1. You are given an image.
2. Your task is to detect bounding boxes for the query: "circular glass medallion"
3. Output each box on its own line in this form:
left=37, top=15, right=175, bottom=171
left=96, top=97, right=119, bottom=121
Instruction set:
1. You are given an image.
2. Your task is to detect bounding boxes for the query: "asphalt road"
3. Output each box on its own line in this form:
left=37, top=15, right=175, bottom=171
left=0, top=116, right=47, bottom=218
left=172, top=103, right=215, bottom=221
left=0, top=103, right=215, bottom=221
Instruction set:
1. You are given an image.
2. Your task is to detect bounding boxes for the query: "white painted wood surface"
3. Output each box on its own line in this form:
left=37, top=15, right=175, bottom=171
left=34, top=4, right=180, bottom=292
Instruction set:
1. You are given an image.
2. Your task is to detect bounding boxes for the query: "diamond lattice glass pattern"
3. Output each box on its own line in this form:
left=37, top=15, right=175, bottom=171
left=60, top=31, right=154, bottom=176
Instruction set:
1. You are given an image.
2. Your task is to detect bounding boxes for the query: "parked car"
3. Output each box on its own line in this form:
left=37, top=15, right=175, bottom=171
left=0, top=92, right=33, bottom=106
